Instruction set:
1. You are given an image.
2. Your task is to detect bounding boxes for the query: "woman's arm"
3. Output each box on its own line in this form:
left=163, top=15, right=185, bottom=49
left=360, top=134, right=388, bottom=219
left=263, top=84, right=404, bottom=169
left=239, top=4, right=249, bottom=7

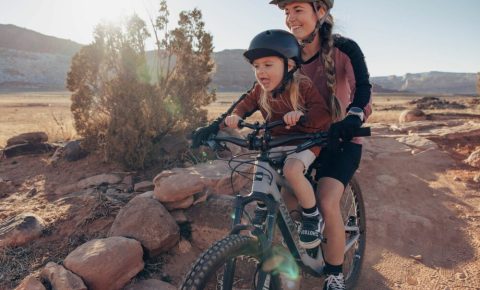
left=334, top=35, right=373, bottom=118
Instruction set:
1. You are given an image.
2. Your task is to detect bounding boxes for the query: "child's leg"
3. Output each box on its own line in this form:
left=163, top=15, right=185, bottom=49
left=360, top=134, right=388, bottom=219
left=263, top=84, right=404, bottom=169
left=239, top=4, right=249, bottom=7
left=283, top=153, right=321, bottom=249
left=283, top=159, right=315, bottom=209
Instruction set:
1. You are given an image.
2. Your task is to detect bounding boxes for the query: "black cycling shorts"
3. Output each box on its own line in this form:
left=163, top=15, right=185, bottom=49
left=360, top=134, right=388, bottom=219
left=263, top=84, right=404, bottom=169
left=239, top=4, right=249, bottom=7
left=312, top=142, right=363, bottom=187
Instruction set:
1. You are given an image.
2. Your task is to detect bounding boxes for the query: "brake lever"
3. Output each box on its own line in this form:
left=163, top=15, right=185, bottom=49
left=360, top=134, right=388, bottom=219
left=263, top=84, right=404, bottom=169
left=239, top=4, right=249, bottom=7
left=205, top=135, right=229, bottom=152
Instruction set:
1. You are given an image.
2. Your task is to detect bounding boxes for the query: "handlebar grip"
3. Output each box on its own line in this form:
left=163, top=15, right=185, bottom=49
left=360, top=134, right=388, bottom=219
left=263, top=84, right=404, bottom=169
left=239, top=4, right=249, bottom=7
left=237, top=119, right=244, bottom=129
left=298, top=115, right=307, bottom=124
left=353, top=127, right=371, bottom=137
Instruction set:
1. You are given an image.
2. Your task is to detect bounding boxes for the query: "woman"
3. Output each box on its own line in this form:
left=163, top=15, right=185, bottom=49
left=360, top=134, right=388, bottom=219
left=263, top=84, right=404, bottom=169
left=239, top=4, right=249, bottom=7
left=269, top=1, right=372, bottom=289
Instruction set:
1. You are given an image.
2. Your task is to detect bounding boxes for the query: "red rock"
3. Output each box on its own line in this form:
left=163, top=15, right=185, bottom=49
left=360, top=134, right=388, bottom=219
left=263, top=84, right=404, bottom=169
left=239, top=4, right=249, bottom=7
left=108, top=195, right=179, bottom=256
left=64, top=237, right=143, bottom=290
left=14, top=275, right=46, bottom=290
left=40, top=262, right=87, bottom=290
left=0, top=213, right=44, bottom=248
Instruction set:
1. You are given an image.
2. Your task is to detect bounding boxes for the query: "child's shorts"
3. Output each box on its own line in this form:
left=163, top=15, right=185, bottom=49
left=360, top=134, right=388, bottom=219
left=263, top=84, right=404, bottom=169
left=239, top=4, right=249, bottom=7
left=269, top=146, right=316, bottom=173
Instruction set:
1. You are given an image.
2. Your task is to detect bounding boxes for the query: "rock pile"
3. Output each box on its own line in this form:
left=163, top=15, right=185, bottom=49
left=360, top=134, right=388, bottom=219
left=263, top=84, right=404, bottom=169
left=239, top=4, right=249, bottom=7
left=11, top=159, right=249, bottom=289
left=409, top=96, right=466, bottom=110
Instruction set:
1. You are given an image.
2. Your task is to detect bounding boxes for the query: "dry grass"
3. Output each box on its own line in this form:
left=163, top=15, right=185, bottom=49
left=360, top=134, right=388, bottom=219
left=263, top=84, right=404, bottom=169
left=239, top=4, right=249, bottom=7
left=0, top=91, right=76, bottom=147
left=208, top=92, right=480, bottom=125
left=1, top=91, right=478, bottom=149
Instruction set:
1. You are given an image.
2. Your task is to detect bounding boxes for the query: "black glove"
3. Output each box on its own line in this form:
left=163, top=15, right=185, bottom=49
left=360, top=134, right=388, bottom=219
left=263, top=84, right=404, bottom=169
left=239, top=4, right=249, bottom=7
left=328, top=115, right=362, bottom=151
left=191, top=121, right=220, bottom=148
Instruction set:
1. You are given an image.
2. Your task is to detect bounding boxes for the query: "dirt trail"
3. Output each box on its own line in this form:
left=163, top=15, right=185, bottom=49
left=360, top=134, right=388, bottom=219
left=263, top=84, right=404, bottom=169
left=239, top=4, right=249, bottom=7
left=1, top=119, right=479, bottom=290
left=355, top=131, right=480, bottom=289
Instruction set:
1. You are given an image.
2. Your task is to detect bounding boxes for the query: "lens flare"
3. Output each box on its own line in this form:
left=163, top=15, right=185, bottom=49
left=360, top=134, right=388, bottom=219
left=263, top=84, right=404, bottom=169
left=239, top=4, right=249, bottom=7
left=262, top=245, right=300, bottom=280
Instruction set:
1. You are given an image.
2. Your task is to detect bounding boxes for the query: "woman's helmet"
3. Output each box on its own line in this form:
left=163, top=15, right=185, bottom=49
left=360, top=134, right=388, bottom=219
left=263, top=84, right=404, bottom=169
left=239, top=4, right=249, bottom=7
left=244, top=29, right=302, bottom=66
left=269, top=0, right=334, bottom=10
left=244, top=30, right=302, bottom=96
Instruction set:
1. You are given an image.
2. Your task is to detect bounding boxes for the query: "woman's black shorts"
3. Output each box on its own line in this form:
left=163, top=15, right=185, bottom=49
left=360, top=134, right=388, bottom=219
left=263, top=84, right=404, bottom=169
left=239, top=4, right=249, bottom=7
left=312, top=141, right=363, bottom=187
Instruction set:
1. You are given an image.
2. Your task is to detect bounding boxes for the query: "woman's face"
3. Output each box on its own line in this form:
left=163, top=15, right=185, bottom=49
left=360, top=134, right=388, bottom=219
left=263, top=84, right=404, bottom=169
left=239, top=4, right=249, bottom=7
left=284, top=2, right=325, bottom=40
left=253, top=56, right=285, bottom=92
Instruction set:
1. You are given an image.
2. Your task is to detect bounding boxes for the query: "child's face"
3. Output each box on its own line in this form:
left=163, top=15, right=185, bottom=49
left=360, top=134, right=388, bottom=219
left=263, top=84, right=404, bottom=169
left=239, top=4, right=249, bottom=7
left=252, top=56, right=285, bottom=92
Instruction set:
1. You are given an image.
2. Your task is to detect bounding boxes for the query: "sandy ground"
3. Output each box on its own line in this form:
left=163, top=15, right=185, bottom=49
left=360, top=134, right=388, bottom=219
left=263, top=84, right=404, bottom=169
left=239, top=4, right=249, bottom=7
left=355, top=132, right=480, bottom=290
left=1, top=92, right=479, bottom=289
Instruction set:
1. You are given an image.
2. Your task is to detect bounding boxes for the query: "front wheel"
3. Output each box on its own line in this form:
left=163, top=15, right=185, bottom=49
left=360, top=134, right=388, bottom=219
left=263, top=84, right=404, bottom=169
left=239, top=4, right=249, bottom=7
left=340, top=177, right=366, bottom=289
left=181, top=234, right=284, bottom=290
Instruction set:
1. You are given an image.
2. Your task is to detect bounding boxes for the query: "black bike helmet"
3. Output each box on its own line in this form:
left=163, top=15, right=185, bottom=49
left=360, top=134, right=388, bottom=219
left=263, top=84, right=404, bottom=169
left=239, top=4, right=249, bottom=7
left=269, top=0, right=334, bottom=10
left=244, top=30, right=302, bottom=96
left=244, top=29, right=302, bottom=66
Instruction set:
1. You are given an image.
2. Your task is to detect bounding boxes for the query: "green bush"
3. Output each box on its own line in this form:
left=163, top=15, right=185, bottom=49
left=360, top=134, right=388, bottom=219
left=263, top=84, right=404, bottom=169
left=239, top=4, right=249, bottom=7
left=67, top=1, right=215, bottom=169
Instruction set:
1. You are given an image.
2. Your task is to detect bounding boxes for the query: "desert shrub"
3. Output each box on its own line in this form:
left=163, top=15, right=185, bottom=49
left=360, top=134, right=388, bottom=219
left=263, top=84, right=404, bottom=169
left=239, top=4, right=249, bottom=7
left=67, top=1, right=215, bottom=169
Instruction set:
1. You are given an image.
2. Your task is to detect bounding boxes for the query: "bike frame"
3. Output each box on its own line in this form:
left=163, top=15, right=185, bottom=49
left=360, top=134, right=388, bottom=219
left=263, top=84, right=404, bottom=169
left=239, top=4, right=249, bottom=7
left=224, top=151, right=362, bottom=289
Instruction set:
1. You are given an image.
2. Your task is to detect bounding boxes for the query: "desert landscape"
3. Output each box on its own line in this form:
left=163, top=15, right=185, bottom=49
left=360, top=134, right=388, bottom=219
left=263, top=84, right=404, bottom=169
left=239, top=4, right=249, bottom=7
left=1, top=91, right=479, bottom=290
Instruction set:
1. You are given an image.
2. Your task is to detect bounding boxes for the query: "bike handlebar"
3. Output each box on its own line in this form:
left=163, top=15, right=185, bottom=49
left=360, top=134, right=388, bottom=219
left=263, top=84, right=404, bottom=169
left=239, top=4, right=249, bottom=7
left=213, top=116, right=371, bottom=152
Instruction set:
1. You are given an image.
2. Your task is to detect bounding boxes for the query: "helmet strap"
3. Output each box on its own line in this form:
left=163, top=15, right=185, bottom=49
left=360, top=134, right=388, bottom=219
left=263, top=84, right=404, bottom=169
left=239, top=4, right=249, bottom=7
left=271, top=58, right=298, bottom=98
left=299, top=5, right=330, bottom=48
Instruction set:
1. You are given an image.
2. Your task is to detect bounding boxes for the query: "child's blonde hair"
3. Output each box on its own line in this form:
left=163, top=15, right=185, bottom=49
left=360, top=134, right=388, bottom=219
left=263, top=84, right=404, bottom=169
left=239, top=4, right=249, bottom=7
left=259, top=67, right=308, bottom=120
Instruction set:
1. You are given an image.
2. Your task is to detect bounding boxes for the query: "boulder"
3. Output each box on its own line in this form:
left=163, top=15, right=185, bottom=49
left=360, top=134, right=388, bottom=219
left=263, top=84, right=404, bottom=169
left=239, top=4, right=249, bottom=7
left=0, top=213, right=44, bottom=248
left=108, top=195, right=179, bottom=256
left=6, top=132, right=48, bottom=147
left=14, top=275, right=46, bottom=290
left=163, top=196, right=194, bottom=211
left=465, top=148, right=480, bottom=168
left=40, top=262, right=87, bottom=290
left=64, top=237, right=143, bottom=290
left=124, top=279, right=177, bottom=290
left=399, top=109, right=427, bottom=123
left=64, top=140, right=88, bottom=161
left=4, top=143, right=55, bottom=158
left=153, top=160, right=252, bottom=203
left=395, top=135, right=438, bottom=150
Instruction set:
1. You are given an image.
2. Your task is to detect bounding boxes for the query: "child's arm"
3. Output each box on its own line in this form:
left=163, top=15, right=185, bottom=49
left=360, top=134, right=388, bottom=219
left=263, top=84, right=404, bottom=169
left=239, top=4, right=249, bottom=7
left=227, top=83, right=261, bottom=127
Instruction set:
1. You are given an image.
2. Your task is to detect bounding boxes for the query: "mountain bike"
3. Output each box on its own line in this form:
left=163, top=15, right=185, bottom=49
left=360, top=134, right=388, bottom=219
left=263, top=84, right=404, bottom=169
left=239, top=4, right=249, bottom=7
left=181, top=119, right=370, bottom=290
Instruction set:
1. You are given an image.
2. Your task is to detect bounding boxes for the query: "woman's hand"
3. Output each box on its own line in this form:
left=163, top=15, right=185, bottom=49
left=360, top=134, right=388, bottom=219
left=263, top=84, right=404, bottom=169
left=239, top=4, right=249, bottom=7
left=283, top=111, right=304, bottom=129
left=225, top=114, right=242, bottom=129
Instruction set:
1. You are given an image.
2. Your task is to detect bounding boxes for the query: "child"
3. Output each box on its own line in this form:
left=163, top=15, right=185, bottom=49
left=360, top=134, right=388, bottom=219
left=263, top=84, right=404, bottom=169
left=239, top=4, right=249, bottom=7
left=224, top=29, right=331, bottom=249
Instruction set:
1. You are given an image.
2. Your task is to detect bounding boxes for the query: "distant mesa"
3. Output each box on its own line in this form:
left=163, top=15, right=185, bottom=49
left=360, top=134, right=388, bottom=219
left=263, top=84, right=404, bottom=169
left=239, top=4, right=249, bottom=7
left=0, top=24, right=83, bottom=55
left=0, top=24, right=478, bottom=94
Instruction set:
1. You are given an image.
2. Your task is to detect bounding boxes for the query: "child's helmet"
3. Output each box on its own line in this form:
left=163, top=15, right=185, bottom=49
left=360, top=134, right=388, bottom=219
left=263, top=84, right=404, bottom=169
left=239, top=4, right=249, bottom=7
left=269, top=0, right=334, bottom=10
left=243, top=29, right=301, bottom=66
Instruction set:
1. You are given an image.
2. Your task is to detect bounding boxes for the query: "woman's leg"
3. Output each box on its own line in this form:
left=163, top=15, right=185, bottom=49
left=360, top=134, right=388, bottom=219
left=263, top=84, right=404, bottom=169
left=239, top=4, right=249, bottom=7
left=317, top=176, right=345, bottom=265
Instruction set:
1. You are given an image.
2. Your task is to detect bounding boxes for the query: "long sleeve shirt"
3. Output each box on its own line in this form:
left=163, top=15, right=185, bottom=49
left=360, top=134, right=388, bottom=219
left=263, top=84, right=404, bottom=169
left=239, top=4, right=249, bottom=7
left=232, top=78, right=331, bottom=155
left=300, top=35, right=373, bottom=119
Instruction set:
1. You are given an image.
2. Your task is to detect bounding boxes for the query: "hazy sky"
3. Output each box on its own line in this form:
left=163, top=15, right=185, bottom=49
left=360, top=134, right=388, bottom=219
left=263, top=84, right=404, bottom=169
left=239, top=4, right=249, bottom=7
left=0, top=0, right=479, bottom=76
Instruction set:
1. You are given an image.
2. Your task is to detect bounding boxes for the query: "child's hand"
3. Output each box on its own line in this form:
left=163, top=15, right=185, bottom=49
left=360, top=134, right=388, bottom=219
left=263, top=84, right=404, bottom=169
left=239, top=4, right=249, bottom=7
left=225, top=114, right=242, bottom=129
left=283, top=111, right=304, bottom=129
